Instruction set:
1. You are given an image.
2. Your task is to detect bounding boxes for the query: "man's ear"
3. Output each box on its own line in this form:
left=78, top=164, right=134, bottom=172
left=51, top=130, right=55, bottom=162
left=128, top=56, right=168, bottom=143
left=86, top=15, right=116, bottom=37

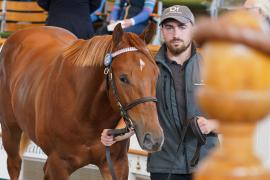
left=112, top=23, right=124, bottom=48
left=139, top=21, right=157, bottom=44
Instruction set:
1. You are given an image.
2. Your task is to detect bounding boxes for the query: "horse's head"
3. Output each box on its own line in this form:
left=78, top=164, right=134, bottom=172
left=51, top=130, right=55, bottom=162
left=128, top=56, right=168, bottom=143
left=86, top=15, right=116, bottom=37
left=106, top=23, right=164, bottom=152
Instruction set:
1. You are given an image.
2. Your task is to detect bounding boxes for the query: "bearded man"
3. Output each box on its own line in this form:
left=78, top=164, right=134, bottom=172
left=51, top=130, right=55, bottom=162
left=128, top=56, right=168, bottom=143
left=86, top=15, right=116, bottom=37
left=101, top=5, right=219, bottom=180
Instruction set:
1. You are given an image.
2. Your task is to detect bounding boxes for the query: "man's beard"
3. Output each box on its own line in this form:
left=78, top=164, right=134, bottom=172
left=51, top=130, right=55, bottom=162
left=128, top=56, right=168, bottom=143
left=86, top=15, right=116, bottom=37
left=166, top=39, right=191, bottom=56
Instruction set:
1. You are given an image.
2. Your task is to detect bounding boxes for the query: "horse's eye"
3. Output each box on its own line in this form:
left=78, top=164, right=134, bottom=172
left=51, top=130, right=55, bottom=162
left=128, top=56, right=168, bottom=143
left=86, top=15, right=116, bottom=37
left=119, top=74, right=129, bottom=84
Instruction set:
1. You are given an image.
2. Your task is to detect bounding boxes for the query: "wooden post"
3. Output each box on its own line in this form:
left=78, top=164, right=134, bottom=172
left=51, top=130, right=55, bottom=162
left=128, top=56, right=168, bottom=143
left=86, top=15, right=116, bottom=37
left=193, top=10, right=270, bottom=180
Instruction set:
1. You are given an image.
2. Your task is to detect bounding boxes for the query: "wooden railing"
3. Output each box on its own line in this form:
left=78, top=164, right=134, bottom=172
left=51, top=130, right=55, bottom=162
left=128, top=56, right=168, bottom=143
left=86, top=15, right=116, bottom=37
left=128, top=148, right=148, bottom=156
left=0, top=1, right=47, bottom=43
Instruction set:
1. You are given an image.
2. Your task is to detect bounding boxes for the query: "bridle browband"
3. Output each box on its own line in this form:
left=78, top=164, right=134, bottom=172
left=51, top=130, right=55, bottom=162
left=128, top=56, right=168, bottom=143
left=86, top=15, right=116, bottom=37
left=103, top=47, right=158, bottom=180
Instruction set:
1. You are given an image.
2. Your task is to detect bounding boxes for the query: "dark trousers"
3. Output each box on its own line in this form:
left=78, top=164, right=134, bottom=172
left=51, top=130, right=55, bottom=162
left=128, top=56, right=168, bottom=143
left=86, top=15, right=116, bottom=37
left=150, top=173, right=192, bottom=180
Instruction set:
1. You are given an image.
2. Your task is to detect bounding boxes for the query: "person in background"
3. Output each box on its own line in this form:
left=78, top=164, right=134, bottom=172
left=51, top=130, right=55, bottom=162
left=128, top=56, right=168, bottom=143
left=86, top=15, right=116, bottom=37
left=107, top=0, right=156, bottom=35
left=90, top=0, right=106, bottom=23
left=100, top=5, right=219, bottom=180
left=37, top=0, right=100, bottom=39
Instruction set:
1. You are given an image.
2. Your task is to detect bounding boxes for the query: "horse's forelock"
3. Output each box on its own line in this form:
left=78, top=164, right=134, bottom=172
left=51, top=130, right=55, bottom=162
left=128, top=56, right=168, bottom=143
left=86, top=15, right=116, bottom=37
left=126, top=33, right=159, bottom=72
left=126, top=34, right=152, bottom=56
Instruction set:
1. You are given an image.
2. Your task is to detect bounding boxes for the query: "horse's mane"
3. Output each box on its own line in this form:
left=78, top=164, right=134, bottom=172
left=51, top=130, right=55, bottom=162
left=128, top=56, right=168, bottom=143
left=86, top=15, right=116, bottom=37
left=63, top=33, right=156, bottom=67
left=63, top=35, right=112, bottom=67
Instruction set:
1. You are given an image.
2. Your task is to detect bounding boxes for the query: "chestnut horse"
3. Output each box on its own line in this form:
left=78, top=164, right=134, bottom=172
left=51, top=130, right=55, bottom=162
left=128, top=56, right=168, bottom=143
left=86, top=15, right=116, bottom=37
left=0, top=24, right=164, bottom=180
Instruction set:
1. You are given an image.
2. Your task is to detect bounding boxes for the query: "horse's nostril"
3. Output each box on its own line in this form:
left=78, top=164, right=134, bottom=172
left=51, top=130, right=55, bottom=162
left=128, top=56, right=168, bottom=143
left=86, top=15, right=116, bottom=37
left=152, top=142, right=160, bottom=151
left=143, top=133, right=152, bottom=148
left=143, top=133, right=163, bottom=151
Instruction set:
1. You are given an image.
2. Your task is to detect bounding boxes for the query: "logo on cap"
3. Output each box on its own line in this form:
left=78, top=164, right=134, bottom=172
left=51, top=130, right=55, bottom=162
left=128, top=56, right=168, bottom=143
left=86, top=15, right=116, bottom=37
left=169, top=6, right=182, bottom=14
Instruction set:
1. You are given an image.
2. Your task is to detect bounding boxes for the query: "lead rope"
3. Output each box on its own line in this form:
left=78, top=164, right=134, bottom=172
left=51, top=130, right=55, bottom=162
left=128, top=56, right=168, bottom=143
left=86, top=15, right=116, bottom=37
left=106, top=146, right=117, bottom=180
left=166, top=118, right=191, bottom=180
left=105, top=128, right=131, bottom=180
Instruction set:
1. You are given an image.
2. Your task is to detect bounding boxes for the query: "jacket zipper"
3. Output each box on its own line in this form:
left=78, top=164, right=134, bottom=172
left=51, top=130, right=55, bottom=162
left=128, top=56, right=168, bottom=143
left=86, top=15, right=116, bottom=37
left=163, top=75, right=169, bottom=110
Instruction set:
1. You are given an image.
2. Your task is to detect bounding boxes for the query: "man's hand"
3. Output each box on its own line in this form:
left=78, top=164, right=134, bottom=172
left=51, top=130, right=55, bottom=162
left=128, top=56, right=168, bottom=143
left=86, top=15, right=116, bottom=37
left=101, top=128, right=135, bottom=146
left=122, top=19, right=133, bottom=29
left=101, top=129, right=116, bottom=146
left=197, top=116, right=219, bottom=134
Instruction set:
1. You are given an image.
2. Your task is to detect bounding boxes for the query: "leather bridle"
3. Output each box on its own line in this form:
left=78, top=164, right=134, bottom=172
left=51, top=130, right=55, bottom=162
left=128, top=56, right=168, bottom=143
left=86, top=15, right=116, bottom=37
left=103, top=47, right=158, bottom=180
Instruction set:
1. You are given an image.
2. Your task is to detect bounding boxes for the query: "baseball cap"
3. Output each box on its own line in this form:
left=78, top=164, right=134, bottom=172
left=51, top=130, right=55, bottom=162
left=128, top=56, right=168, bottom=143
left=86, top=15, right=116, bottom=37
left=160, top=5, right=195, bottom=25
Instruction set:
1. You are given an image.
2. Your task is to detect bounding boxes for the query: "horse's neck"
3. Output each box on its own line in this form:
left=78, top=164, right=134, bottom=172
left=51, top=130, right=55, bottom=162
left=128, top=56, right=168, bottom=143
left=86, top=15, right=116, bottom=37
left=74, top=66, right=120, bottom=128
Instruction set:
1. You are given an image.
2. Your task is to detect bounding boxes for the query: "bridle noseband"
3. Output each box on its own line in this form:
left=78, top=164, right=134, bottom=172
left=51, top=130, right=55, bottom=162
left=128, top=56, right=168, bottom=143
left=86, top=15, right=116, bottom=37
left=103, top=47, right=158, bottom=180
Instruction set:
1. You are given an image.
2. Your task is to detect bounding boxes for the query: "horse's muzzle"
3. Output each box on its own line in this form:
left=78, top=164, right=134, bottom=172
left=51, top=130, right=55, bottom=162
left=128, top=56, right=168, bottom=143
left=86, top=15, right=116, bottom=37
left=142, top=133, right=164, bottom=151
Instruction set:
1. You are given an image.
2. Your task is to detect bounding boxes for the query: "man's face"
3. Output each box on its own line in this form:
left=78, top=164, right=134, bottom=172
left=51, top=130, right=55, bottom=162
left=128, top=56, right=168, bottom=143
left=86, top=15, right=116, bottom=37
left=161, top=19, right=193, bottom=55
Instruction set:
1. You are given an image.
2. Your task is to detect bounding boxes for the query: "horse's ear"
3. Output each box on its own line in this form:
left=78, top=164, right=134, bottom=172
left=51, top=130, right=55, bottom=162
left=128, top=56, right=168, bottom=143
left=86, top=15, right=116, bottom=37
left=112, top=23, right=124, bottom=48
left=139, top=21, right=156, bottom=44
